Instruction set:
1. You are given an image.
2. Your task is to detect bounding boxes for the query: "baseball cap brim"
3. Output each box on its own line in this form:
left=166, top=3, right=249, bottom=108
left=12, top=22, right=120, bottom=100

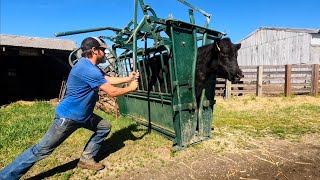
left=99, top=44, right=108, bottom=49
left=92, top=37, right=108, bottom=49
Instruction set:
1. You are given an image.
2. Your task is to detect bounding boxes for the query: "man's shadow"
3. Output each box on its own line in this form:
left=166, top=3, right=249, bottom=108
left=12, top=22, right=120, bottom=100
left=27, top=123, right=147, bottom=180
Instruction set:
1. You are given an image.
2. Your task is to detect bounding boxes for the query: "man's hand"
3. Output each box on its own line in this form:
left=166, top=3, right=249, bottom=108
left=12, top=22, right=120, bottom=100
left=128, top=79, right=139, bottom=91
left=129, top=71, right=140, bottom=81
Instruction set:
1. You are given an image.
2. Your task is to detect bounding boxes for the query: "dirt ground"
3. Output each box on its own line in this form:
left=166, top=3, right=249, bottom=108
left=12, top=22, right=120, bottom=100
left=114, top=134, right=320, bottom=180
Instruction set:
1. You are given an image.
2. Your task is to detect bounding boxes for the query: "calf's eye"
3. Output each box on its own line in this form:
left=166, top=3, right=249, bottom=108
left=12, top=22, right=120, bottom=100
left=221, top=52, right=228, bottom=56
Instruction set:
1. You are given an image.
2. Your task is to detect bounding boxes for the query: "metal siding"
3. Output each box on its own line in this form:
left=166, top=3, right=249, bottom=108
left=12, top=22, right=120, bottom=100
left=0, top=34, right=77, bottom=51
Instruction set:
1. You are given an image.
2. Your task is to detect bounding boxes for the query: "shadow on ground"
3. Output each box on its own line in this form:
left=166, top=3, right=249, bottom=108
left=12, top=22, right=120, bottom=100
left=27, top=124, right=147, bottom=179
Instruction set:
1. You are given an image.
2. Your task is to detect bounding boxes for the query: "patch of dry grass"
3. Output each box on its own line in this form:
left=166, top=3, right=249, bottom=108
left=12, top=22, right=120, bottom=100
left=213, top=95, right=320, bottom=139
left=216, top=95, right=320, bottom=112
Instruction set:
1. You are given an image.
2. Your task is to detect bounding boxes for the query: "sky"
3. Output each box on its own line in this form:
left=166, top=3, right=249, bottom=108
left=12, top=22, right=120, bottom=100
left=1, top=0, right=320, bottom=47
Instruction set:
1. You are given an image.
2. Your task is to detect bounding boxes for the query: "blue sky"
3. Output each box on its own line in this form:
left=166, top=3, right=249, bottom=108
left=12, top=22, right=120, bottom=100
left=1, top=0, right=319, bottom=46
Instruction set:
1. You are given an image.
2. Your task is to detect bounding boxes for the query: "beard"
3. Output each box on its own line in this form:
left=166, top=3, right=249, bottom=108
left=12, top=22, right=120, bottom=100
left=98, top=56, right=106, bottom=64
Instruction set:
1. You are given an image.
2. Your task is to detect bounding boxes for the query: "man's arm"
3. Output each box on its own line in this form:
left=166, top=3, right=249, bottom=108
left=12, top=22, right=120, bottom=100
left=100, top=80, right=138, bottom=97
left=105, top=71, right=139, bottom=85
left=105, top=76, right=131, bottom=85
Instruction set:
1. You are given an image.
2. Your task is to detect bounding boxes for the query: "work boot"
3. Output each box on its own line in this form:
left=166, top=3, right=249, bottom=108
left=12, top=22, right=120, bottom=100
left=77, top=159, right=105, bottom=170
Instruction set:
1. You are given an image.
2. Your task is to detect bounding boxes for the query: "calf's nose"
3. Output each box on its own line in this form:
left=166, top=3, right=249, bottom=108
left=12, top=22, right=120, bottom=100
left=237, top=73, right=244, bottom=78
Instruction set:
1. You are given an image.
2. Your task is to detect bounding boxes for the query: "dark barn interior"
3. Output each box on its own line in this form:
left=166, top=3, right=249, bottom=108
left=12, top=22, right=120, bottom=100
left=0, top=46, right=72, bottom=105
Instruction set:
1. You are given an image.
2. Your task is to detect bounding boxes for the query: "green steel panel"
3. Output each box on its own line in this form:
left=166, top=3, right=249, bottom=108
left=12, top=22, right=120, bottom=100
left=117, top=94, right=174, bottom=137
left=198, top=76, right=217, bottom=137
left=170, top=25, right=198, bottom=147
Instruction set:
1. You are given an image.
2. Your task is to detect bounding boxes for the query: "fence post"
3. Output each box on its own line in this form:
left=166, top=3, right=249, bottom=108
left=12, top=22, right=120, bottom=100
left=285, top=64, right=292, bottom=96
left=311, top=64, right=319, bottom=96
left=224, top=79, right=232, bottom=99
left=256, top=65, right=263, bottom=96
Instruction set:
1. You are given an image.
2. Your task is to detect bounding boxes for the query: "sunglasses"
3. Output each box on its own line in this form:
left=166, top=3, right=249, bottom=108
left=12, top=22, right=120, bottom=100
left=96, top=47, right=110, bottom=56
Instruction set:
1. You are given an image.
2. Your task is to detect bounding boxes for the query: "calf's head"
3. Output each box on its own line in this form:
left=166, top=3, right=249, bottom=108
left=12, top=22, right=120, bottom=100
left=212, top=38, right=243, bottom=83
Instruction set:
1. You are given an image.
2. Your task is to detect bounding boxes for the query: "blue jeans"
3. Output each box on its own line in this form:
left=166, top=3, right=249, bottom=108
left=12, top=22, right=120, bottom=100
left=0, top=114, right=111, bottom=180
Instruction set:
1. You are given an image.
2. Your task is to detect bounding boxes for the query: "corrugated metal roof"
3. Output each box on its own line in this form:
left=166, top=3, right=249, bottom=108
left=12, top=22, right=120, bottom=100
left=0, top=34, right=77, bottom=51
left=260, top=27, right=320, bottom=34
left=239, top=27, right=320, bottom=43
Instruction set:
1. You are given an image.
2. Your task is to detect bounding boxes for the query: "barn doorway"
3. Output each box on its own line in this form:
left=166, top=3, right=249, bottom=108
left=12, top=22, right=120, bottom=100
left=0, top=46, right=72, bottom=105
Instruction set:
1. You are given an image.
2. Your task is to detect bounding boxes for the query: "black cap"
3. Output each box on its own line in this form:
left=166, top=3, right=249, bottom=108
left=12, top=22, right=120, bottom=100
left=80, top=37, right=108, bottom=51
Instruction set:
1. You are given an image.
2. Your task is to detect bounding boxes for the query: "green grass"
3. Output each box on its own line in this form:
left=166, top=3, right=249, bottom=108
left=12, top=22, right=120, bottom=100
left=0, top=96, right=320, bottom=179
left=0, top=101, right=54, bottom=166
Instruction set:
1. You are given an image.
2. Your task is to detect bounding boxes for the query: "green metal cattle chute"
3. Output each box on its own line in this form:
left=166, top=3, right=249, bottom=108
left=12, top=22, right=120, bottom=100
left=55, top=0, right=225, bottom=150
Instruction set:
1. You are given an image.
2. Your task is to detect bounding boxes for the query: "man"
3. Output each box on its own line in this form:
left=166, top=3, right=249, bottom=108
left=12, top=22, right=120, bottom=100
left=0, top=37, right=139, bottom=180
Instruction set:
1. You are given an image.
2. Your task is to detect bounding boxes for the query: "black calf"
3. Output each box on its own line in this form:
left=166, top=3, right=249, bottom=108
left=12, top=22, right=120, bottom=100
left=138, top=38, right=243, bottom=106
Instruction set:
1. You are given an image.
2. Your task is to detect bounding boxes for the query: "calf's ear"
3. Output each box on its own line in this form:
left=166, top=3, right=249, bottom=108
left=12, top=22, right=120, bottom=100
left=235, top=43, right=241, bottom=50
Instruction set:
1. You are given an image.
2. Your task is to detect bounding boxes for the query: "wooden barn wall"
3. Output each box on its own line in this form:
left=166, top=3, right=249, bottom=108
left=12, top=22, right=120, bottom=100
left=311, top=34, right=320, bottom=64
left=238, top=29, right=312, bottom=66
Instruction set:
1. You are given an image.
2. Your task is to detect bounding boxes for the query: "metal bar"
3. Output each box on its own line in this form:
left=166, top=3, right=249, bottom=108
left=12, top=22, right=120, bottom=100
left=160, top=53, right=168, bottom=93
left=191, top=26, right=199, bottom=135
left=125, top=94, right=171, bottom=103
left=115, top=20, right=134, bottom=37
left=142, top=58, right=148, bottom=91
left=125, top=58, right=131, bottom=76
left=128, top=57, right=133, bottom=73
left=124, top=58, right=129, bottom=76
left=139, top=0, right=158, bottom=18
left=198, top=88, right=205, bottom=134
left=135, top=58, right=144, bottom=91
left=148, top=57, right=155, bottom=92
left=170, top=26, right=183, bottom=146
left=125, top=17, right=147, bottom=44
left=120, top=59, right=125, bottom=77
left=68, top=48, right=80, bottom=67
left=133, top=92, right=171, bottom=99
left=191, top=27, right=197, bottom=105
left=154, top=54, right=162, bottom=93
left=170, top=27, right=181, bottom=105
left=132, top=0, right=139, bottom=71
left=177, top=0, right=211, bottom=18
left=162, top=45, right=173, bottom=94
left=145, top=6, right=157, bottom=17
left=188, top=9, right=195, bottom=24
left=115, top=60, right=120, bottom=77
left=138, top=0, right=147, bottom=15
left=147, top=16, right=223, bottom=38
left=127, top=114, right=175, bottom=139
left=131, top=91, right=172, bottom=99
left=54, top=27, right=124, bottom=37
left=123, top=59, right=128, bottom=77
left=202, top=15, right=211, bottom=45
left=118, top=44, right=168, bottom=58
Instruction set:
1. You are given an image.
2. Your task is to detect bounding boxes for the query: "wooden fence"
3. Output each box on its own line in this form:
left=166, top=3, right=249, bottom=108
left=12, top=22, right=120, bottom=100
left=217, top=64, right=320, bottom=98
